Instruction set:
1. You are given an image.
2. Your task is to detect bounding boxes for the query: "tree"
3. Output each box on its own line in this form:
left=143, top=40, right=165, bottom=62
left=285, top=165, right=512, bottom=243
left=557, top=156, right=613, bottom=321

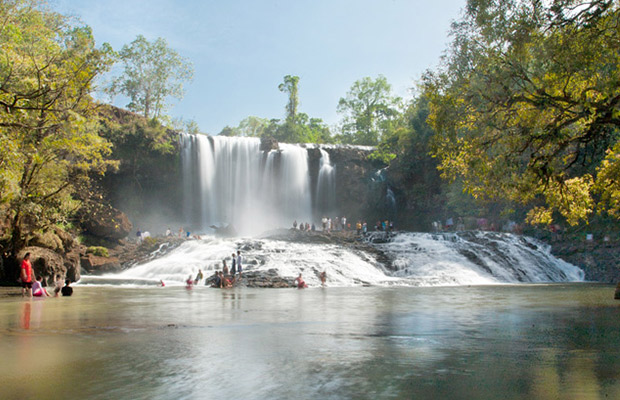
left=278, top=75, right=300, bottom=123
left=337, top=76, right=402, bottom=145
left=237, top=116, right=270, bottom=137
left=424, top=0, right=620, bottom=226
left=0, top=0, right=116, bottom=254
left=267, top=75, right=334, bottom=143
left=108, top=35, right=194, bottom=120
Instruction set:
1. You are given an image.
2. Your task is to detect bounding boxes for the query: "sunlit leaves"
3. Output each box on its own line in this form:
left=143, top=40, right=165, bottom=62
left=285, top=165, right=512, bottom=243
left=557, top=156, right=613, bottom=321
left=107, top=35, right=193, bottom=120
left=337, top=75, right=402, bottom=146
left=425, top=0, right=620, bottom=225
left=0, top=0, right=115, bottom=249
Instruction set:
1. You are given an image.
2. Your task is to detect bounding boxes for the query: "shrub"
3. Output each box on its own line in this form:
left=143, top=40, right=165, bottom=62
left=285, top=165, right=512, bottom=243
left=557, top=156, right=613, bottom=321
left=86, top=246, right=109, bottom=257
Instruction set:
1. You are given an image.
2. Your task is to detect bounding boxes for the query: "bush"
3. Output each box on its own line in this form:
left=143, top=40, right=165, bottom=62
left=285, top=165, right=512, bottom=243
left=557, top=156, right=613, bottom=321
left=86, top=246, right=109, bottom=257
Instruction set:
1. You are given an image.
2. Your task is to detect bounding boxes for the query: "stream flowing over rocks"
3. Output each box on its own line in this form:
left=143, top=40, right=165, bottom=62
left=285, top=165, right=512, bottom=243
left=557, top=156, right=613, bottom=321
left=78, top=230, right=584, bottom=288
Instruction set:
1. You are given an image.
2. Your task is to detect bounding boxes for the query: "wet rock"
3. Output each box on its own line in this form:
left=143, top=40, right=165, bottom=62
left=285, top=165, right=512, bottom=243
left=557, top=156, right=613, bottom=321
left=80, top=254, right=122, bottom=274
left=64, top=250, right=82, bottom=282
left=260, top=137, right=279, bottom=152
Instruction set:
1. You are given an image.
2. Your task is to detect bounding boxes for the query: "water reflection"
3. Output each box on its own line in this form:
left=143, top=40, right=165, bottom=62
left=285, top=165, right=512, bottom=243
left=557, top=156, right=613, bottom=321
left=0, top=285, right=619, bottom=399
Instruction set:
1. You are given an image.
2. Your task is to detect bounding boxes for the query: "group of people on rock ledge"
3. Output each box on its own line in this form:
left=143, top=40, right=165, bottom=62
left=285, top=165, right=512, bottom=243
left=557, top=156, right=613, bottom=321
left=19, top=252, right=73, bottom=298
left=181, top=250, right=244, bottom=289
left=292, top=216, right=396, bottom=235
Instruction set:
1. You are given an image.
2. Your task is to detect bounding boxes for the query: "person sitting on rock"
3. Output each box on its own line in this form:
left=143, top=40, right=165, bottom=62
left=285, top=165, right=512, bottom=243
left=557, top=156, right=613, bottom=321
left=221, top=271, right=232, bottom=288
left=210, top=271, right=222, bottom=288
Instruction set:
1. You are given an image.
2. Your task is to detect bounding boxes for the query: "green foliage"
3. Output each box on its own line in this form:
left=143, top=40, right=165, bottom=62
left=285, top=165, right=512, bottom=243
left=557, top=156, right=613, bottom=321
left=222, top=77, right=335, bottom=144
left=424, top=0, right=620, bottom=226
left=279, top=75, right=299, bottom=123
left=108, top=35, right=194, bottom=120
left=0, top=0, right=116, bottom=253
left=86, top=246, right=109, bottom=257
left=337, top=76, right=402, bottom=145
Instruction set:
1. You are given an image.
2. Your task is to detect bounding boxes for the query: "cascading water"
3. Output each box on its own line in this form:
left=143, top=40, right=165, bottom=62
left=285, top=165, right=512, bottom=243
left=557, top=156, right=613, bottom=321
left=372, top=231, right=584, bottom=286
left=315, top=149, right=336, bottom=216
left=180, top=134, right=320, bottom=235
left=85, top=231, right=584, bottom=287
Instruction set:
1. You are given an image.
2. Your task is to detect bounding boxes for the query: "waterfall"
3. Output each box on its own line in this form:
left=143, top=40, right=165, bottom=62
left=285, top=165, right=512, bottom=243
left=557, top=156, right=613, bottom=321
left=373, top=231, right=584, bottom=286
left=180, top=134, right=327, bottom=235
left=86, top=231, right=584, bottom=287
left=315, top=148, right=336, bottom=216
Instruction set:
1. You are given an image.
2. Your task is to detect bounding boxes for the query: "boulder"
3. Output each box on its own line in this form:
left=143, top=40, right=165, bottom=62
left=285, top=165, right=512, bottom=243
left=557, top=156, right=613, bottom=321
left=260, top=137, right=279, bottom=152
left=82, top=204, right=132, bottom=240
left=29, top=231, right=64, bottom=252
left=80, top=254, right=122, bottom=274
left=54, top=227, right=77, bottom=251
left=64, top=249, right=82, bottom=283
left=17, top=246, right=66, bottom=286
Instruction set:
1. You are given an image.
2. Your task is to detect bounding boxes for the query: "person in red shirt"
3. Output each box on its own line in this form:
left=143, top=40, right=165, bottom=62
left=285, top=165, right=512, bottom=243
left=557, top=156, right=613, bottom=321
left=20, top=252, right=33, bottom=297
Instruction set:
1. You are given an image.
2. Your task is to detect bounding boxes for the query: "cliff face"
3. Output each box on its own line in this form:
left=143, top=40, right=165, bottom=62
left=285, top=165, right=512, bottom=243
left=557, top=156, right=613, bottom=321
left=306, top=146, right=387, bottom=224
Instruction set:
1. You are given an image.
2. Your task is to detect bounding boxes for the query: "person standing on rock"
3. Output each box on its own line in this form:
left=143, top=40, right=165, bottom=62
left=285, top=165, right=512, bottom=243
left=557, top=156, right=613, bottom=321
left=237, top=251, right=243, bottom=279
left=230, top=253, right=237, bottom=277
left=20, top=253, right=33, bottom=297
left=194, top=269, right=203, bottom=284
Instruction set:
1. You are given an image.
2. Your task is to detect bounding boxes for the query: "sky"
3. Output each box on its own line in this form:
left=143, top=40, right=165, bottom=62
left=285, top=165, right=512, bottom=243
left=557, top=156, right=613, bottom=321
left=52, top=0, right=466, bottom=134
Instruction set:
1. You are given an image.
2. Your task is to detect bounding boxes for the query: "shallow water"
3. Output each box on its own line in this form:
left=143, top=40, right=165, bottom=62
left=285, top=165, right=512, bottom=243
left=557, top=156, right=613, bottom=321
left=1, top=284, right=619, bottom=399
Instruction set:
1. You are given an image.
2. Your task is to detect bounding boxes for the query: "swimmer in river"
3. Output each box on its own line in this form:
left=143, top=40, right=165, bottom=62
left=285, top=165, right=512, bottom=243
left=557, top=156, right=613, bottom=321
left=295, top=273, right=308, bottom=289
left=32, top=275, right=50, bottom=297
left=320, top=271, right=326, bottom=286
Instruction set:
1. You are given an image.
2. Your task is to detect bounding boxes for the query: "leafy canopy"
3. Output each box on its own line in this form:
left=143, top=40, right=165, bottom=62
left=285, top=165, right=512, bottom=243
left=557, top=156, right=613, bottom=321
left=337, top=75, right=402, bottom=146
left=108, top=34, right=194, bottom=120
left=0, top=0, right=116, bottom=252
left=424, top=0, right=620, bottom=225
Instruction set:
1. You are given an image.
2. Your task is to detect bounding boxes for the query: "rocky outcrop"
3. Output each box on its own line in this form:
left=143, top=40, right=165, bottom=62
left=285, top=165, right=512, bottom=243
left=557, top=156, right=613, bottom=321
left=80, top=254, right=122, bottom=274
left=80, top=203, right=132, bottom=240
left=305, top=145, right=383, bottom=223
left=204, top=269, right=294, bottom=288
left=260, top=137, right=279, bottom=152
left=550, top=239, right=620, bottom=283
left=18, top=247, right=68, bottom=285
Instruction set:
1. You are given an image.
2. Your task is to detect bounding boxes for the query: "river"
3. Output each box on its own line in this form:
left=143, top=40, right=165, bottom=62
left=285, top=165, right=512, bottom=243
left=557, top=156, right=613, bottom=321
left=1, top=284, right=618, bottom=399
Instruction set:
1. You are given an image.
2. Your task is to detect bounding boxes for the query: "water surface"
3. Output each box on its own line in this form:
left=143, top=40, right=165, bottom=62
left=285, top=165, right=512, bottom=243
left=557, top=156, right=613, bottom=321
left=1, top=284, right=618, bottom=399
